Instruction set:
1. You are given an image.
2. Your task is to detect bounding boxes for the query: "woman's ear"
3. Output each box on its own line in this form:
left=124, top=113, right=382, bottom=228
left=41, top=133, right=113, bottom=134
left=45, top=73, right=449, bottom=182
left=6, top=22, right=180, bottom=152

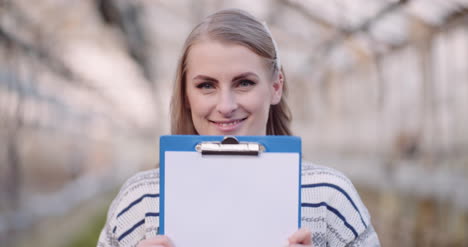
left=271, top=72, right=283, bottom=105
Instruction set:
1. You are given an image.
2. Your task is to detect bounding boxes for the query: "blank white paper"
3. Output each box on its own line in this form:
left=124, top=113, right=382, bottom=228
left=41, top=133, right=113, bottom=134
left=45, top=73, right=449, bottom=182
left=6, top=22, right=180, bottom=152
left=164, top=151, right=300, bottom=247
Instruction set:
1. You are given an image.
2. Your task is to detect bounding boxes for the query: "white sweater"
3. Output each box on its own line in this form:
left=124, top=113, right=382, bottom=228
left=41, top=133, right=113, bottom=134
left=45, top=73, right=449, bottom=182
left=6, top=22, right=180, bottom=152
left=97, top=161, right=380, bottom=247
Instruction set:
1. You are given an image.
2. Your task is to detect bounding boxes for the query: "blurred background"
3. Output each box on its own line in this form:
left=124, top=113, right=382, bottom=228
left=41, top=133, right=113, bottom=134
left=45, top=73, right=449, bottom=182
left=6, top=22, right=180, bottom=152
left=1, top=0, right=467, bottom=246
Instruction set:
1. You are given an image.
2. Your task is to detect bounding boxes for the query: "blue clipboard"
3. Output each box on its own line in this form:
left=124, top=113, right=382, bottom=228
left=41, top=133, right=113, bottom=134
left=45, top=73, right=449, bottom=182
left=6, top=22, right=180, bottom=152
left=159, top=135, right=302, bottom=247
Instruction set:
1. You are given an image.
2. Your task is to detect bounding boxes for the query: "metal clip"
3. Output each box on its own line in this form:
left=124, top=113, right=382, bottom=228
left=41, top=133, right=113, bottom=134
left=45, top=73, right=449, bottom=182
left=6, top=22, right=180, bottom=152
left=195, top=136, right=265, bottom=155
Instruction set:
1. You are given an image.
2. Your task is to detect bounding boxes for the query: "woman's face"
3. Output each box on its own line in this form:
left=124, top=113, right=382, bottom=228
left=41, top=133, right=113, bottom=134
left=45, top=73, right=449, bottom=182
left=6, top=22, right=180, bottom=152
left=185, top=40, right=283, bottom=136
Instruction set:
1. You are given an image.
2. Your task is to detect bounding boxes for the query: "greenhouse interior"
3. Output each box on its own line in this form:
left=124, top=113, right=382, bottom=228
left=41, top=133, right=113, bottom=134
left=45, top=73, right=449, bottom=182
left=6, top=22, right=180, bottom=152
left=1, top=0, right=468, bottom=246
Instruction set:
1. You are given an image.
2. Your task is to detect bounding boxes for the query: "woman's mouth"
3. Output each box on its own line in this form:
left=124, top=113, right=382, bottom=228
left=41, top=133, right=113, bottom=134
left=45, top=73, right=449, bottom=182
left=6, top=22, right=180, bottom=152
left=209, top=118, right=247, bottom=132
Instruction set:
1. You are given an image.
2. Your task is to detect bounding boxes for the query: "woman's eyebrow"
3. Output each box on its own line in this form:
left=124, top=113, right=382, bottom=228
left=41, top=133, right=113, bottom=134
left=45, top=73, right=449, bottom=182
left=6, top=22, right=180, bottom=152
left=232, top=72, right=259, bottom=81
left=192, top=75, right=217, bottom=82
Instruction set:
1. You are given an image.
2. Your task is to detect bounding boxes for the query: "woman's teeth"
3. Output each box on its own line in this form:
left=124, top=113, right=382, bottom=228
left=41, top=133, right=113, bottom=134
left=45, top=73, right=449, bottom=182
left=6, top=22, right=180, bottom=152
left=217, top=119, right=242, bottom=126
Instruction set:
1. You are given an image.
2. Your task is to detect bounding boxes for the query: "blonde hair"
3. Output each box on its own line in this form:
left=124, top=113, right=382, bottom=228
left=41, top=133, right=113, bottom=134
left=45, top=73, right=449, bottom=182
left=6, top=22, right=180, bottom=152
left=170, top=9, right=292, bottom=135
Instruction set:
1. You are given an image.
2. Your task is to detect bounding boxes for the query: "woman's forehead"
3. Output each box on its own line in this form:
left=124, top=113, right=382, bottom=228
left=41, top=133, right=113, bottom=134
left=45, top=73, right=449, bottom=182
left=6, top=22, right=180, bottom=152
left=185, top=40, right=270, bottom=78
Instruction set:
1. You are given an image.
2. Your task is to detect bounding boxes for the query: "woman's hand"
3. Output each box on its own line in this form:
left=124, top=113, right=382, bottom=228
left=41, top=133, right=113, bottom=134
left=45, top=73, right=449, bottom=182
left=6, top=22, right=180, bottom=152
left=136, top=229, right=311, bottom=247
left=287, top=228, right=313, bottom=247
left=136, top=235, right=174, bottom=247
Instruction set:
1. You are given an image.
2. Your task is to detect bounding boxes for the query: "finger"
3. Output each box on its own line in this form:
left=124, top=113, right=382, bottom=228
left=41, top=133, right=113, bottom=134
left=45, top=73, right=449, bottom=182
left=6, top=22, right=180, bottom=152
left=288, top=228, right=312, bottom=245
left=137, top=235, right=174, bottom=247
left=288, top=244, right=312, bottom=247
left=152, top=235, right=173, bottom=247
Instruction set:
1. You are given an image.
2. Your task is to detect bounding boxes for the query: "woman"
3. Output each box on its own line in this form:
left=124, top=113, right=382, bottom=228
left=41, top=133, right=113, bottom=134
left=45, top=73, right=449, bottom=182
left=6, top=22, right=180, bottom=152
left=98, top=9, right=380, bottom=247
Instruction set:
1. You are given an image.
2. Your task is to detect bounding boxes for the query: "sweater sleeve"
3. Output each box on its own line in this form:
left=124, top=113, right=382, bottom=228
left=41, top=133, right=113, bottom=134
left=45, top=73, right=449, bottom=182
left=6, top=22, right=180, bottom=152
left=346, top=224, right=380, bottom=247
left=97, top=218, right=119, bottom=247
left=97, top=169, right=160, bottom=247
left=301, top=161, right=380, bottom=247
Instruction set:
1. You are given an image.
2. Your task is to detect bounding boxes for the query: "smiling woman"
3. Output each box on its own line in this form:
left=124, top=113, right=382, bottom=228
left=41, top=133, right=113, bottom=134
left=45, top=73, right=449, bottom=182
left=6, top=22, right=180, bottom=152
left=170, top=9, right=292, bottom=136
left=97, top=8, right=380, bottom=247
left=185, top=41, right=282, bottom=136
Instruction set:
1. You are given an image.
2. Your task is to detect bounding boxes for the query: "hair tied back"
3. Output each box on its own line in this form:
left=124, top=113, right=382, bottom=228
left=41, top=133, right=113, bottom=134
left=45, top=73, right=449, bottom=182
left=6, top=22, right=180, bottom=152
left=262, top=21, right=281, bottom=71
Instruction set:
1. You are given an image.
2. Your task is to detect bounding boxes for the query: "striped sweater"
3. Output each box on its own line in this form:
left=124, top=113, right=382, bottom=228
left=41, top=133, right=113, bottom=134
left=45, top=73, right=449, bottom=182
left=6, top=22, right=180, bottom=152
left=97, top=161, right=380, bottom=247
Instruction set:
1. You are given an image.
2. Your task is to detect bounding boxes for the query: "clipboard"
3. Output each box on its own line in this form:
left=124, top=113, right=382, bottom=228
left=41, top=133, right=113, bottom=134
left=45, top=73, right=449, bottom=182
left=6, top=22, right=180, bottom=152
left=159, top=135, right=302, bottom=247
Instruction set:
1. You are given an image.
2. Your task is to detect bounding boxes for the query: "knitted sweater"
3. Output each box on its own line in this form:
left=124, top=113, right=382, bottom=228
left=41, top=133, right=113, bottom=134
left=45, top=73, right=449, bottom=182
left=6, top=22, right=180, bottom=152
left=97, top=161, right=380, bottom=247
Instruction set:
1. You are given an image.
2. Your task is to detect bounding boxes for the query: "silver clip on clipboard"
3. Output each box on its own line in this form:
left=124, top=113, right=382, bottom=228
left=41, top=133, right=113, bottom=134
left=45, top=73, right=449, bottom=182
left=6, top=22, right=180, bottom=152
left=195, top=136, right=265, bottom=155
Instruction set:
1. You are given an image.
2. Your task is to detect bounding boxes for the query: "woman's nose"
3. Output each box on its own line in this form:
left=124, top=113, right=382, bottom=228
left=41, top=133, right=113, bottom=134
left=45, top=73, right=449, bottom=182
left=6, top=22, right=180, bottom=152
left=216, top=90, right=238, bottom=116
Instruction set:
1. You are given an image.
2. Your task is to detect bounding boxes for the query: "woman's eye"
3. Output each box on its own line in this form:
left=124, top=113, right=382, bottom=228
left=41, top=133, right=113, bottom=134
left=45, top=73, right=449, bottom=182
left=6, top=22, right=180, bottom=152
left=238, top=80, right=256, bottom=87
left=196, top=82, right=214, bottom=89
